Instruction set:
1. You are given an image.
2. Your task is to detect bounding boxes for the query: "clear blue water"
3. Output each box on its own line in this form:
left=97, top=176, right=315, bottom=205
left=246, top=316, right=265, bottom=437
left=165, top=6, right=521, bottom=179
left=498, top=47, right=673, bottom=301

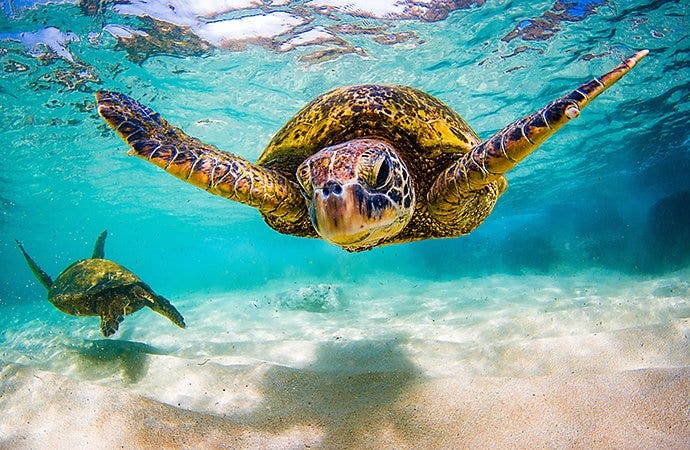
left=0, top=0, right=688, bottom=442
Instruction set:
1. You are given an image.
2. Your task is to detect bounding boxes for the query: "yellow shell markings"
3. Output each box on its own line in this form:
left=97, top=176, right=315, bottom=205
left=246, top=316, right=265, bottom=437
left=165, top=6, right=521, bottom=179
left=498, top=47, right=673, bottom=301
left=50, top=259, right=141, bottom=297
left=253, top=85, right=490, bottom=245
left=257, top=85, right=500, bottom=245
left=258, top=85, right=480, bottom=173
left=48, top=259, right=146, bottom=317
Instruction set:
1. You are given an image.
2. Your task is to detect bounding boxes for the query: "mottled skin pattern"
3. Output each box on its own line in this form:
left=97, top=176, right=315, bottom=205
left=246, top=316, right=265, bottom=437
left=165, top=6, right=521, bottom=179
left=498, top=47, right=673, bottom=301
left=296, top=138, right=417, bottom=249
left=97, top=50, right=647, bottom=251
left=16, top=231, right=185, bottom=337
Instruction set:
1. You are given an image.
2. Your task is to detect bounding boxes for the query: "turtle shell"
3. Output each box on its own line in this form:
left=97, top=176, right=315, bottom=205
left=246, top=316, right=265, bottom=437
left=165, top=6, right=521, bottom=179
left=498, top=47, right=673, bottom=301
left=48, top=258, right=142, bottom=315
left=256, top=85, right=481, bottom=190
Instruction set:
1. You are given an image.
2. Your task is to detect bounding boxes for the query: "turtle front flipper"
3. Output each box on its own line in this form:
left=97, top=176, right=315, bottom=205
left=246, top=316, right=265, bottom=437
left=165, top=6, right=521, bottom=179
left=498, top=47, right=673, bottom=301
left=96, top=91, right=307, bottom=225
left=130, top=284, right=185, bottom=329
left=428, top=50, right=648, bottom=225
left=148, top=294, right=186, bottom=329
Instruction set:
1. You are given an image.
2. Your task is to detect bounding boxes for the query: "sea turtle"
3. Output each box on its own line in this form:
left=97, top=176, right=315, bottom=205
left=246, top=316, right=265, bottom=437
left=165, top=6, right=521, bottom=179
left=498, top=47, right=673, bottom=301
left=97, top=50, right=647, bottom=252
left=16, top=230, right=185, bottom=337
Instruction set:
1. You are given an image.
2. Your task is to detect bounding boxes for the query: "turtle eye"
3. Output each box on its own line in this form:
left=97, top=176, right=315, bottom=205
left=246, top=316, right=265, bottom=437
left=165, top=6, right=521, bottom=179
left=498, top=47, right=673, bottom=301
left=375, top=157, right=390, bottom=187
left=296, top=164, right=313, bottom=197
left=359, top=151, right=391, bottom=188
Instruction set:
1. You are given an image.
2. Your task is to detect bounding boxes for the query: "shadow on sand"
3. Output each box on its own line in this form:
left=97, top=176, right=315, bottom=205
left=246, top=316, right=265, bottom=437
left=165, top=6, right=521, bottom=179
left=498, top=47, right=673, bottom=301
left=68, top=339, right=166, bottom=384
left=226, top=335, right=439, bottom=447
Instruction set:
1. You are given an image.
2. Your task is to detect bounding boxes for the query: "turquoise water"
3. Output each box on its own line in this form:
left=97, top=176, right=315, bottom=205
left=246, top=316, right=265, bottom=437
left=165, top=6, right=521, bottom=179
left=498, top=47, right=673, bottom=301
left=0, top=0, right=688, bottom=445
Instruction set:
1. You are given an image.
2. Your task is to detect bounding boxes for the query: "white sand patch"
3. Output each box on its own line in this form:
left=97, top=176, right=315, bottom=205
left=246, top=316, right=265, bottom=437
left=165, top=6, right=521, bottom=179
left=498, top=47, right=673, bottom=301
left=194, top=12, right=309, bottom=47
left=278, top=26, right=339, bottom=52
left=102, top=24, right=149, bottom=39
left=1, top=270, right=688, bottom=445
left=306, top=0, right=435, bottom=19
left=0, top=361, right=686, bottom=448
left=113, top=0, right=264, bottom=27
left=2, top=270, right=688, bottom=384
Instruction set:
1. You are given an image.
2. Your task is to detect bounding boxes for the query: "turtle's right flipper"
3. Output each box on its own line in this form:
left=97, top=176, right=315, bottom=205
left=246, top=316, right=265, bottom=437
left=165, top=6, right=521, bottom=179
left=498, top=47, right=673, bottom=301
left=129, top=284, right=184, bottom=329
left=428, top=50, right=647, bottom=229
left=430, top=50, right=649, bottom=199
left=96, top=91, right=306, bottom=223
left=148, top=295, right=185, bottom=329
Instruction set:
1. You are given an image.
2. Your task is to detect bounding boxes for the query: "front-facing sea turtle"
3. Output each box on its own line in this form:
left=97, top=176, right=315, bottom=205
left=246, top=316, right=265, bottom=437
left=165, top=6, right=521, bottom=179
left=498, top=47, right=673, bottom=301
left=97, top=50, right=647, bottom=252
left=16, top=231, right=185, bottom=337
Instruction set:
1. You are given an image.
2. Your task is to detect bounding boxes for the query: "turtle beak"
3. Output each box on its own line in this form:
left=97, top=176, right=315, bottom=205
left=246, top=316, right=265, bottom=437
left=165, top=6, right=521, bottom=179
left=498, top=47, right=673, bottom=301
left=310, top=180, right=398, bottom=249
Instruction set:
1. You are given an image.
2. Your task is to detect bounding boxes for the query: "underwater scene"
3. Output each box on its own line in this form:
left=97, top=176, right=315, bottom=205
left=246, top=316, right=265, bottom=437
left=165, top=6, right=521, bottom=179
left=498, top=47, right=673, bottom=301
left=0, top=0, right=688, bottom=447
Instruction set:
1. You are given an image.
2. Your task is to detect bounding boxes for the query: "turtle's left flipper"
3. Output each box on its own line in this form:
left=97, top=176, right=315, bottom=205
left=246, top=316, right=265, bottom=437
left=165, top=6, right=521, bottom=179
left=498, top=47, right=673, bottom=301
left=96, top=91, right=306, bottom=224
left=130, top=284, right=185, bottom=329
left=429, top=50, right=648, bottom=200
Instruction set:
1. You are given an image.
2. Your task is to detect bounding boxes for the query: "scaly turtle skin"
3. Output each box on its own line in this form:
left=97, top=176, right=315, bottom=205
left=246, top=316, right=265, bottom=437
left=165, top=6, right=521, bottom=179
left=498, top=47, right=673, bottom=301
left=97, top=50, right=647, bottom=252
left=16, top=231, right=185, bottom=337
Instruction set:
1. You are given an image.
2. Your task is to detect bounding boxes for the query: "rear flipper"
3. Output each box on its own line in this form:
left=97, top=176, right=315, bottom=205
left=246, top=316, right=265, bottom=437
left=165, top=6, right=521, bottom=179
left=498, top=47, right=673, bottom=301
left=100, top=313, right=124, bottom=337
left=92, top=230, right=107, bottom=259
left=148, top=295, right=186, bottom=329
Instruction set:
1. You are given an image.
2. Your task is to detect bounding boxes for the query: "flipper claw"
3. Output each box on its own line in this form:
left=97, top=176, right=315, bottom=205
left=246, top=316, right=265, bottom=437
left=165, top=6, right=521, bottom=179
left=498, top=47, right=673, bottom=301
left=565, top=105, right=580, bottom=119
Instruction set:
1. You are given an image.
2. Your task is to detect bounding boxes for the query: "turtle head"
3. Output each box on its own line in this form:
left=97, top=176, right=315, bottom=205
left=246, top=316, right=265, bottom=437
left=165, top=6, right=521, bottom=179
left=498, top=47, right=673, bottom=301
left=296, top=138, right=415, bottom=251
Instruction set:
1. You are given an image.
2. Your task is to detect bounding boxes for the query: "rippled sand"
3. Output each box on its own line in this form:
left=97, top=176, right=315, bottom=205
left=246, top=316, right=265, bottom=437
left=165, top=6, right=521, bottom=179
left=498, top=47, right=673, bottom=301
left=1, top=270, right=688, bottom=447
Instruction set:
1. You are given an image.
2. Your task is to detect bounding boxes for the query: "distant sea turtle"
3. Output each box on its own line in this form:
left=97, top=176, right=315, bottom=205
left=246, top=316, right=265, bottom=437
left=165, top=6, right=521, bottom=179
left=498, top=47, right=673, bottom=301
left=16, top=231, right=185, bottom=337
left=97, top=50, right=647, bottom=252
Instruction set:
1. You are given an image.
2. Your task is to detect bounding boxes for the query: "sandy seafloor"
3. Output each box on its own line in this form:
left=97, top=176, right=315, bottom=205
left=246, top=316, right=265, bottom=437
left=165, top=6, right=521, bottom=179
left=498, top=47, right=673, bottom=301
left=1, top=269, right=688, bottom=448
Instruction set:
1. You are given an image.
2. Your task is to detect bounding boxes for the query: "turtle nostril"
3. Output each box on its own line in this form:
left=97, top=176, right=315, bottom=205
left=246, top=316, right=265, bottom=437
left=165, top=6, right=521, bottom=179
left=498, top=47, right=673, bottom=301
left=322, top=180, right=342, bottom=197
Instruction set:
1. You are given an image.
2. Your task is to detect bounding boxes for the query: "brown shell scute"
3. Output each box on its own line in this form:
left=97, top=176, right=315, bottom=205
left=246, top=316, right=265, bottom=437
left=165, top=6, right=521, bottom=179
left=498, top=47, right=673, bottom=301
left=257, top=85, right=480, bottom=174
left=50, top=259, right=142, bottom=297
